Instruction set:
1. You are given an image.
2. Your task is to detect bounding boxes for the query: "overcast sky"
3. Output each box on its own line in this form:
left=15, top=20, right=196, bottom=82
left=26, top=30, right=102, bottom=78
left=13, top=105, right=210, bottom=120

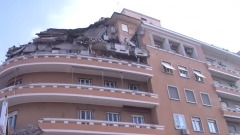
left=1, top=0, right=240, bottom=63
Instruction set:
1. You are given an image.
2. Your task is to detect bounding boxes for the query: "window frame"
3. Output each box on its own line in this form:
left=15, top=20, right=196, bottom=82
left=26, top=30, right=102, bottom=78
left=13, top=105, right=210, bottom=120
left=104, top=81, right=117, bottom=88
left=184, top=89, right=196, bottom=104
left=79, top=78, right=92, bottom=86
left=193, top=70, right=205, bottom=82
left=167, top=85, right=180, bottom=101
left=178, top=65, right=189, bottom=78
left=121, top=24, right=128, bottom=32
left=128, top=84, right=140, bottom=91
left=200, top=92, right=212, bottom=107
left=161, top=61, right=175, bottom=74
left=207, top=119, right=219, bottom=133
left=191, top=117, right=204, bottom=132
left=173, top=113, right=186, bottom=129
left=8, top=111, right=18, bottom=130
left=106, top=112, right=120, bottom=122
left=132, top=115, right=145, bottom=124
left=79, top=110, right=93, bottom=120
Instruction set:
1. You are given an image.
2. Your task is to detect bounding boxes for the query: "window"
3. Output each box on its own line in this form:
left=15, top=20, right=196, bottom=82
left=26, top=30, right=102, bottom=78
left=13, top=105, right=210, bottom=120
left=185, top=89, right=196, bottom=103
left=104, top=81, right=117, bottom=88
left=121, top=24, right=128, bottom=32
left=173, top=113, right=186, bottom=129
left=208, top=119, right=218, bottom=133
left=193, top=70, right=205, bottom=82
left=128, top=84, right=140, bottom=91
left=132, top=115, right=144, bottom=124
left=79, top=110, right=93, bottom=120
left=200, top=93, right=211, bottom=106
left=168, top=86, right=180, bottom=100
left=79, top=79, right=92, bottom=85
left=191, top=117, right=203, bottom=132
left=106, top=112, right=120, bottom=122
left=162, top=61, right=175, bottom=74
left=8, top=111, right=17, bottom=129
left=178, top=66, right=189, bottom=78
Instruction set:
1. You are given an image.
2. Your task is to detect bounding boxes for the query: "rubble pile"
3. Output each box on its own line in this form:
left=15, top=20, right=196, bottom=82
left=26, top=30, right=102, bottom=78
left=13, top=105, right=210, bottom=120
left=6, top=17, right=149, bottom=64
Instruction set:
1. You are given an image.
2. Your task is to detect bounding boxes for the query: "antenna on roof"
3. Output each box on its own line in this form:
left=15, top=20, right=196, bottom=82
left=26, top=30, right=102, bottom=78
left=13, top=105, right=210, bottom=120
left=116, top=1, right=121, bottom=12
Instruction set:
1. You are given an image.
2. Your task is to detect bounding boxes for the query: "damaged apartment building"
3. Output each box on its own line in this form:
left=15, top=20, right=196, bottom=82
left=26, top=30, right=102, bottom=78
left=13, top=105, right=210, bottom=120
left=1, top=8, right=240, bottom=135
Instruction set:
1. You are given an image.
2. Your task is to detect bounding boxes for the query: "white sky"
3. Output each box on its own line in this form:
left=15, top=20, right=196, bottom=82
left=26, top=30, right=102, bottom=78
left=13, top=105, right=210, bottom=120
left=2, top=0, right=240, bottom=64
left=46, top=0, right=240, bottom=53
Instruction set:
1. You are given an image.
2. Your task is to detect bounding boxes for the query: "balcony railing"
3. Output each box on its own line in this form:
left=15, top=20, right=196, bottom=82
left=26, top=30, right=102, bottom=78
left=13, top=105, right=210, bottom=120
left=207, top=62, right=240, bottom=76
left=0, top=83, right=158, bottom=98
left=215, top=83, right=240, bottom=92
left=1, top=53, right=152, bottom=70
left=38, top=118, right=164, bottom=130
left=222, top=107, right=240, bottom=113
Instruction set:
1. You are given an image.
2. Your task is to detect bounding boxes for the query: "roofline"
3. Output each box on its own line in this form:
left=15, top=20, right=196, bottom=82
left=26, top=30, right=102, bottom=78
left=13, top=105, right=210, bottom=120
left=121, top=8, right=160, bottom=22
left=142, top=22, right=240, bottom=59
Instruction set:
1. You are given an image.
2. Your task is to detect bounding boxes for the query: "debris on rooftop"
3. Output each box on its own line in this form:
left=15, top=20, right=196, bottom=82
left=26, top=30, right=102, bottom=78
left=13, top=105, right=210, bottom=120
left=6, top=16, right=149, bottom=64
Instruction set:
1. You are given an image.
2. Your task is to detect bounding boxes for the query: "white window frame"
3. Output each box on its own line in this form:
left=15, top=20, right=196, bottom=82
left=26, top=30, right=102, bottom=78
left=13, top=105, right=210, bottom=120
left=167, top=85, right=180, bottom=101
left=207, top=119, right=218, bottom=133
left=8, top=111, right=17, bottom=129
left=200, top=92, right=212, bottom=106
left=128, top=84, right=140, bottom=91
left=121, top=24, right=128, bottom=32
left=184, top=89, right=196, bottom=103
left=104, top=81, right=117, bottom=88
left=173, top=113, right=186, bottom=129
left=106, top=112, right=120, bottom=122
left=161, top=61, right=175, bottom=74
left=79, top=110, right=93, bottom=120
left=79, top=79, right=92, bottom=85
left=178, top=65, right=189, bottom=78
left=132, top=115, right=145, bottom=124
left=191, top=117, right=204, bottom=132
left=193, top=70, right=205, bottom=82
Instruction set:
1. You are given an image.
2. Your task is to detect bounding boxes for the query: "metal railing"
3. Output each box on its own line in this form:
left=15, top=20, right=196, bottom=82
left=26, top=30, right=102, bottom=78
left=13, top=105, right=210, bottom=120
left=38, top=118, right=164, bottom=130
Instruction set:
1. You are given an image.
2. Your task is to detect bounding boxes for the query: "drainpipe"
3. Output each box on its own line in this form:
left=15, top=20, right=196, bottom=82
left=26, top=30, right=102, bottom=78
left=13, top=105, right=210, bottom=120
left=101, top=71, right=104, bottom=86
left=121, top=72, right=123, bottom=88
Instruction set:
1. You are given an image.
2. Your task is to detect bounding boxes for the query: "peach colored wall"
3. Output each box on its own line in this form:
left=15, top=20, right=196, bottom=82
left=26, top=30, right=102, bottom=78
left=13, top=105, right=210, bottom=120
left=115, top=20, right=137, bottom=43
left=147, top=47, right=229, bottom=135
left=9, top=102, right=153, bottom=130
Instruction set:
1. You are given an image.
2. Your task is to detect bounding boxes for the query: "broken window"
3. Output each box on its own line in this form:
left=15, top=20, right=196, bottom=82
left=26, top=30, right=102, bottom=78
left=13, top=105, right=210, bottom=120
left=121, top=24, right=128, bottom=32
left=184, top=46, right=198, bottom=59
left=169, top=41, right=180, bottom=54
left=153, top=35, right=164, bottom=49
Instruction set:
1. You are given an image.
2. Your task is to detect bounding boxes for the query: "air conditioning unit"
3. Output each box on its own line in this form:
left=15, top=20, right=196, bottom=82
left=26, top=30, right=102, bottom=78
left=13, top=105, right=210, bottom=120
left=181, top=129, right=190, bottom=135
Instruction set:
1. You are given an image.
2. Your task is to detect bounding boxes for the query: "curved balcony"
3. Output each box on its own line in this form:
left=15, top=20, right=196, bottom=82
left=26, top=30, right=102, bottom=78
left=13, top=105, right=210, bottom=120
left=38, top=118, right=164, bottom=135
left=0, top=83, right=159, bottom=108
left=214, top=84, right=240, bottom=101
left=207, top=62, right=240, bottom=81
left=0, top=53, right=152, bottom=76
left=222, top=107, right=240, bottom=120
